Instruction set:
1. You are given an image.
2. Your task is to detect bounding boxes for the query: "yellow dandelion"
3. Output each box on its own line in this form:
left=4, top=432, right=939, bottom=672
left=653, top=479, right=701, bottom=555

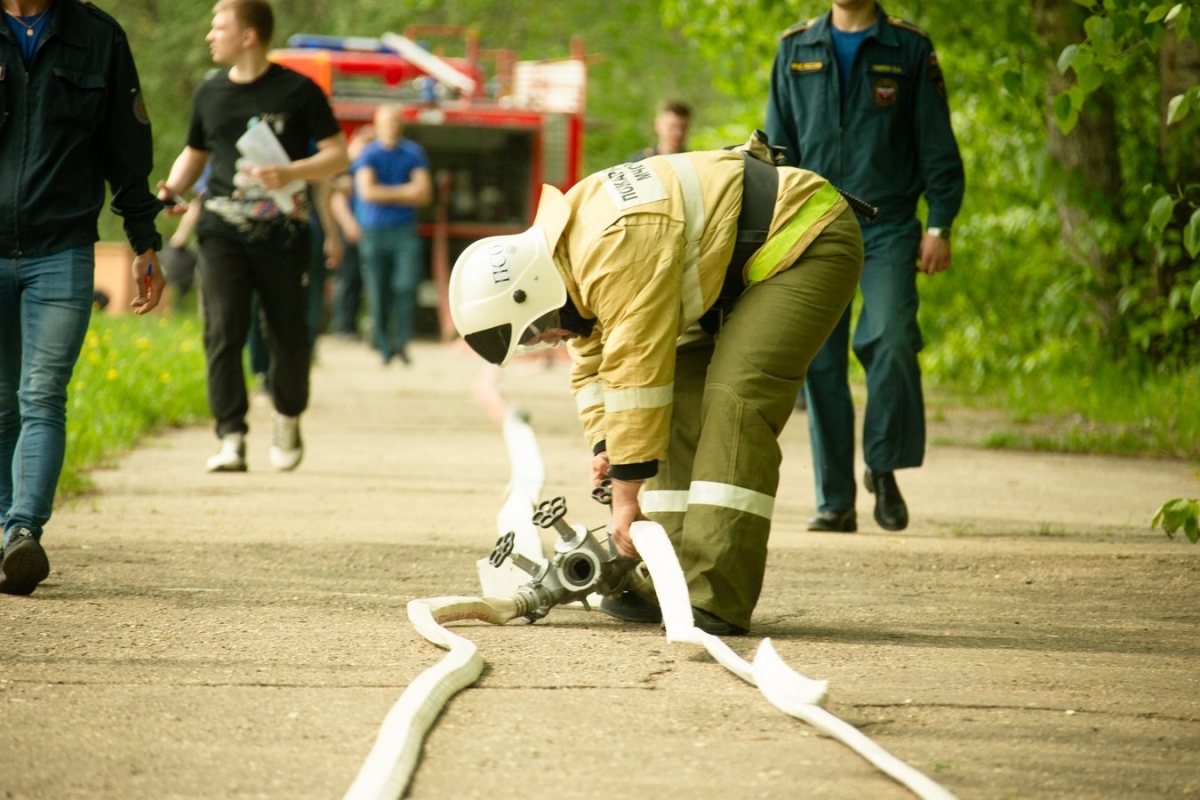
left=136, top=337, right=150, bottom=350
left=160, top=373, right=172, bottom=384
left=87, top=352, right=101, bottom=364
left=106, top=369, right=118, bottom=381
left=180, top=340, right=194, bottom=353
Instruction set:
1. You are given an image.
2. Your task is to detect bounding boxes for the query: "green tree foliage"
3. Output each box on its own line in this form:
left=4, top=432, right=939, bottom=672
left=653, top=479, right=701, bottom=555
left=661, top=0, right=1198, bottom=377
left=1152, top=497, right=1200, bottom=541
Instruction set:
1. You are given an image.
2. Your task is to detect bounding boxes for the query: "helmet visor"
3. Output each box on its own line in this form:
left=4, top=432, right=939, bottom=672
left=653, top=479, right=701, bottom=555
left=464, top=323, right=514, bottom=365
left=513, top=310, right=563, bottom=356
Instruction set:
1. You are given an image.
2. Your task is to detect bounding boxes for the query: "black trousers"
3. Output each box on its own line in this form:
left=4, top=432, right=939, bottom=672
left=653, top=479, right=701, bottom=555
left=197, top=232, right=312, bottom=437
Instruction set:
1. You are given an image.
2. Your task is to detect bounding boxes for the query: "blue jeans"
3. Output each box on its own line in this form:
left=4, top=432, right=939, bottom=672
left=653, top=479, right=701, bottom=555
left=360, top=223, right=422, bottom=359
left=0, top=247, right=95, bottom=543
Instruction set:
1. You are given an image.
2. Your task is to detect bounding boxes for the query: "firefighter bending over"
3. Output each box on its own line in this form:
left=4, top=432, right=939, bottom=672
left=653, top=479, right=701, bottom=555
left=449, top=143, right=864, bottom=636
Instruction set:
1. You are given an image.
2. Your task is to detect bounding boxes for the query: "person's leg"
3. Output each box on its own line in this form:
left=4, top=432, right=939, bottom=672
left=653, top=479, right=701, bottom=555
left=358, top=229, right=391, bottom=361
left=2, top=248, right=94, bottom=542
left=643, top=325, right=712, bottom=551
left=600, top=325, right=713, bottom=624
left=251, top=235, right=312, bottom=420
left=682, top=209, right=862, bottom=630
left=391, top=222, right=422, bottom=359
left=804, top=308, right=856, bottom=514
left=197, top=235, right=255, bottom=437
left=0, top=256, right=21, bottom=536
left=246, top=292, right=271, bottom=393
left=307, top=221, right=327, bottom=352
left=854, top=221, right=925, bottom=473
left=331, top=237, right=362, bottom=337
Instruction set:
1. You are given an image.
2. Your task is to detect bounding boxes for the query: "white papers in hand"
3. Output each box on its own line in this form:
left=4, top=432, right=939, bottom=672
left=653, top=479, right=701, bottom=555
left=235, top=119, right=306, bottom=214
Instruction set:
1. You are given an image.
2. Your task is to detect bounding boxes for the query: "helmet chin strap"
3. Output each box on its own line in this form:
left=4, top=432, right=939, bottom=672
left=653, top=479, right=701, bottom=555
left=558, top=295, right=595, bottom=338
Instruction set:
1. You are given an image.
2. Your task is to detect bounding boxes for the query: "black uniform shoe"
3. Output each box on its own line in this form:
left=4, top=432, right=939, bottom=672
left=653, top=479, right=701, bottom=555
left=691, top=606, right=748, bottom=636
left=0, top=528, right=50, bottom=596
left=600, top=592, right=662, bottom=624
left=864, top=468, right=909, bottom=531
left=806, top=508, right=857, bottom=532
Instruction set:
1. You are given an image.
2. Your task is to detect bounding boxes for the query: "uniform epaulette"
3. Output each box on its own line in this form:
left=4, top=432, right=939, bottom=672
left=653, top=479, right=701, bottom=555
left=887, top=16, right=929, bottom=38
left=82, top=1, right=123, bottom=32
left=781, top=19, right=816, bottom=39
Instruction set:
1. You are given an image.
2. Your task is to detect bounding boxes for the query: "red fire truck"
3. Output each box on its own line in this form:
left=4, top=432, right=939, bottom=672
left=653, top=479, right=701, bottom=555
left=269, top=27, right=587, bottom=339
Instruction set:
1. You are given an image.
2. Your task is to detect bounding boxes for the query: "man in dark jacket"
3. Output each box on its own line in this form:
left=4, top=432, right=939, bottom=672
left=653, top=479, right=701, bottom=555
left=0, top=0, right=165, bottom=595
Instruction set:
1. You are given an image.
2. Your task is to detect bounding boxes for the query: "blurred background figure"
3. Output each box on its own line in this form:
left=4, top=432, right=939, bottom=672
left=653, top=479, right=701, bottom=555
left=627, top=99, right=691, bottom=162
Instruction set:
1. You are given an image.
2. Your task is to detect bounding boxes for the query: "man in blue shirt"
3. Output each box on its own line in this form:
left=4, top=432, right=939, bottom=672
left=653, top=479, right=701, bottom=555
left=766, top=0, right=964, bottom=533
left=353, top=105, right=432, bottom=365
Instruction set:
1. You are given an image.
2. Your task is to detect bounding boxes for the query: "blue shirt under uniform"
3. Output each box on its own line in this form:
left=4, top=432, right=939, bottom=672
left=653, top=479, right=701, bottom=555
left=829, top=26, right=870, bottom=98
left=5, top=6, right=53, bottom=67
left=353, top=139, right=430, bottom=229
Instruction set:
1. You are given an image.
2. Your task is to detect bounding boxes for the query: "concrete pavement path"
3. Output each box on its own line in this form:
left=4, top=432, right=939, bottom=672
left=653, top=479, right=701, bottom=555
left=2, top=336, right=1197, bottom=799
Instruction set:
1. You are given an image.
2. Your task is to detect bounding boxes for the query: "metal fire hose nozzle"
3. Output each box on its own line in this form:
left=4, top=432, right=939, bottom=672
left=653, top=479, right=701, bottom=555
left=487, top=493, right=638, bottom=622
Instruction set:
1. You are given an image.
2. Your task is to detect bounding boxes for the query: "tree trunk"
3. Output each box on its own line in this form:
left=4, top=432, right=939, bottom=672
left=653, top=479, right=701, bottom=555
left=1035, top=0, right=1125, bottom=339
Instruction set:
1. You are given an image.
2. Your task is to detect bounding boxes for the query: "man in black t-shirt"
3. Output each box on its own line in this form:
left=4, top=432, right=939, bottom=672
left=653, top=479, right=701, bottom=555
left=159, top=0, right=348, bottom=473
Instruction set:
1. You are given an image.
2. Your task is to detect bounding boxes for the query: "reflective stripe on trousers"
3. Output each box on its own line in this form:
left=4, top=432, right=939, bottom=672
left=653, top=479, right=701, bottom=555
left=643, top=207, right=863, bottom=630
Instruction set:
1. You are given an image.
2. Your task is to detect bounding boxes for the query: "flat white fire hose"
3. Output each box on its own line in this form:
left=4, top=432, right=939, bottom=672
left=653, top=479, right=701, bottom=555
left=631, top=521, right=956, bottom=800
left=344, top=393, right=956, bottom=800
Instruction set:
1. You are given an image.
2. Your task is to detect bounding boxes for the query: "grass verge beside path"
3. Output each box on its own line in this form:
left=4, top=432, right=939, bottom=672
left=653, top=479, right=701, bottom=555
left=928, top=361, right=1200, bottom=461
left=60, top=311, right=208, bottom=497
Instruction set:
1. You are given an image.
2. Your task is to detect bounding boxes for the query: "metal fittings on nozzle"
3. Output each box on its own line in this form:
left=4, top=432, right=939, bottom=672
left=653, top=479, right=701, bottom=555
left=487, top=494, right=638, bottom=622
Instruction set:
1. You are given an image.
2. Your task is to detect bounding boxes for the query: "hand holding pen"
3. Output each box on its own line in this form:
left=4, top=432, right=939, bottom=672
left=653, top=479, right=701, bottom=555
left=131, top=249, right=164, bottom=314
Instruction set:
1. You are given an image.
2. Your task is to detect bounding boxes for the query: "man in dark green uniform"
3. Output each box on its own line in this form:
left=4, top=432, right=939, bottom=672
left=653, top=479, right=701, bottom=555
left=765, top=0, right=964, bottom=533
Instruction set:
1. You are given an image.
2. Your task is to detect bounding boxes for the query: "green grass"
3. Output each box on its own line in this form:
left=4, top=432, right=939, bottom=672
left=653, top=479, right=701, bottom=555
left=60, top=311, right=209, bottom=496
left=930, top=358, right=1200, bottom=461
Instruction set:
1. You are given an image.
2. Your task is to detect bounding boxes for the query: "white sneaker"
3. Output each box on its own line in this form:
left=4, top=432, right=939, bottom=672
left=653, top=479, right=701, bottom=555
left=269, top=413, right=304, bottom=471
left=206, top=433, right=247, bottom=472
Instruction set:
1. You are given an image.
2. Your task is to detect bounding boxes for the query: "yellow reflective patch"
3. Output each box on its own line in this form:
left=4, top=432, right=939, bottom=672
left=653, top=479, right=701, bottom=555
left=789, top=61, right=824, bottom=73
left=869, top=64, right=904, bottom=75
left=745, top=182, right=841, bottom=284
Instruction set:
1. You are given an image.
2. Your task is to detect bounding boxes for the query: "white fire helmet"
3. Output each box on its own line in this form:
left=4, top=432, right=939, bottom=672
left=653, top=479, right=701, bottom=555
left=449, top=185, right=571, bottom=366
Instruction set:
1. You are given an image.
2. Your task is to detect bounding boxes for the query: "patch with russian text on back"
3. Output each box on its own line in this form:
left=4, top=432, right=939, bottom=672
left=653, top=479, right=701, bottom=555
left=602, top=161, right=668, bottom=209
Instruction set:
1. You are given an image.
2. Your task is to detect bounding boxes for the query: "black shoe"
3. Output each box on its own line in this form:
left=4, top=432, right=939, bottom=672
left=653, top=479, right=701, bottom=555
left=0, top=528, right=50, bottom=596
left=600, top=592, right=662, bottom=624
left=806, top=508, right=857, bottom=532
left=691, top=606, right=748, bottom=636
left=864, top=468, right=909, bottom=531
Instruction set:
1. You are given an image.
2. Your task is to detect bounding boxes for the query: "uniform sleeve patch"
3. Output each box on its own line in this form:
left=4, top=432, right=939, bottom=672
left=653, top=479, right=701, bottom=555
left=132, top=89, right=150, bottom=125
left=868, top=64, right=905, bottom=75
left=790, top=60, right=825, bottom=73
left=928, top=53, right=946, bottom=100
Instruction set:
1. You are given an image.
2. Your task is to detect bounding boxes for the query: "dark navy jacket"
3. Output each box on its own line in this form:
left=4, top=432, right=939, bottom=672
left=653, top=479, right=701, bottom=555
left=0, top=0, right=161, bottom=258
left=765, top=7, right=964, bottom=228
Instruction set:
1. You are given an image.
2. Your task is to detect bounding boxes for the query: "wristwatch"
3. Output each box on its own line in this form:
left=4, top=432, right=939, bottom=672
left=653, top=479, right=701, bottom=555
left=926, top=226, right=951, bottom=242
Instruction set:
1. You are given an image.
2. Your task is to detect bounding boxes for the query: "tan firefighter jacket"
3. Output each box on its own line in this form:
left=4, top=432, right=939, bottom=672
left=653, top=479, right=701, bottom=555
left=544, top=149, right=848, bottom=479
